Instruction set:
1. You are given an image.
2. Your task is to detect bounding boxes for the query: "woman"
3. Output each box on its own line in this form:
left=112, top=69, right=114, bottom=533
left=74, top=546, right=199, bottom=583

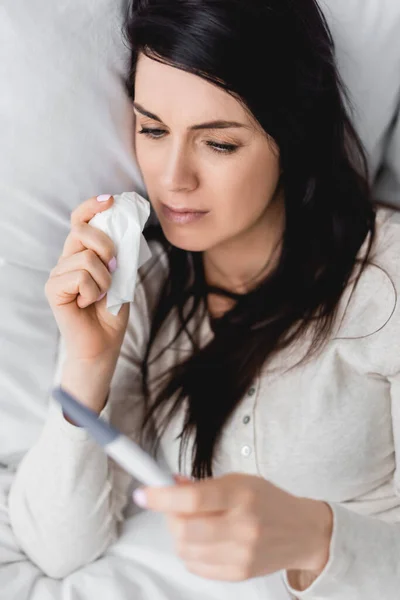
left=8, top=0, right=400, bottom=597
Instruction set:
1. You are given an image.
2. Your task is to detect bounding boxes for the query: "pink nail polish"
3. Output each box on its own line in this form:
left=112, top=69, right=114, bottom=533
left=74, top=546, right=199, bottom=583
left=108, top=257, right=117, bottom=273
left=133, top=489, right=147, bottom=508
left=97, top=194, right=111, bottom=202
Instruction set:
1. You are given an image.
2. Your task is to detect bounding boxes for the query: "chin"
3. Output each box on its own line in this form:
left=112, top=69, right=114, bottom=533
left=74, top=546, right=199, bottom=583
left=161, top=224, right=212, bottom=253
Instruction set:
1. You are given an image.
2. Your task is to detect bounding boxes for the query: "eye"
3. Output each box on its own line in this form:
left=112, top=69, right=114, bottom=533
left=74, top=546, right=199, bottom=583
left=138, top=127, right=167, bottom=139
left=206, top=141, right=239, bottom=154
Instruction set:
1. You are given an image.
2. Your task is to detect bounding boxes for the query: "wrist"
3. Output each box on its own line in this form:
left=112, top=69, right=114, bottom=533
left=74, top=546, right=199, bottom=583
left=286, top=498, right=333, bottom=592
left=295, top=497, right=333, bottom=571
left=61, top=354, right=118, bottom=414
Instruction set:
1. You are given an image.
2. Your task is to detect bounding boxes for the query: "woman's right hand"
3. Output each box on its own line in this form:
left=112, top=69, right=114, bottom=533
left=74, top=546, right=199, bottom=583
left=45, top=195, right=130, bottom=364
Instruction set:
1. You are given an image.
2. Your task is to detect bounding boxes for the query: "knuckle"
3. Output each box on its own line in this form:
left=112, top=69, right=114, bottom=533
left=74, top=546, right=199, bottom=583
left=231, top=569, right=244, bottom=582
left=239, top=563, right=252, bottom=581
left=88, top=231, right=115, bottom=264
left=108, top=247, right=116, bottom=265
left=70, top=224, right=82, bottom=239
left=238, top=547, right=254, bottom=576
left=185, top=491, right=201, bottom=512
left=102, top=237, right=116, bottom=262
left=71, top=198, right=90, bottom=220
left=245, top=520, right=261, bottom=544
left=44, top=278, right=59, bottom=303
left=82, top=248, right=97, bottom=269
left=241, top=488, right=256, bottom=508
left=70, top=206, right=82, bottom=224
left=177, top=522, right=188, bottom=543
left=77, top=269, right=92, bottom=286
left=100, top=248, right=114, bottom=267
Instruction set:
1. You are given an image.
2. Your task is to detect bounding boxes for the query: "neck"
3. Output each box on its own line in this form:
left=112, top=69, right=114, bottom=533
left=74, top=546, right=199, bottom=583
left=203, top=192, right=285, bottom=297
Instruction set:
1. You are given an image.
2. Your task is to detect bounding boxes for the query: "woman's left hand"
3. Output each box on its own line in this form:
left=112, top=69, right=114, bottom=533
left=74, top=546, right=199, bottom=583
left=133, top=473, right=333, bottom=582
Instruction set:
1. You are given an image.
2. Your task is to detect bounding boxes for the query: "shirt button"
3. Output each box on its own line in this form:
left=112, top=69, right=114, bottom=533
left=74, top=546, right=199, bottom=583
left=247, top=386, right=256, bottom=396
left=243, top=415, right=250, bottom=424
left=241, top=445, right=252, bottom=457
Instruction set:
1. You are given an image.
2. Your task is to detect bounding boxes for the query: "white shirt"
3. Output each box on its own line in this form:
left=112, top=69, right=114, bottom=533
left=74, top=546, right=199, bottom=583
left=8, top=207, right=400, bottom=599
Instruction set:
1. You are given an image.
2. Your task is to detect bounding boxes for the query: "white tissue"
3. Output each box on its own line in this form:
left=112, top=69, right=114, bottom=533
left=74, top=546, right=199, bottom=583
left=89, top=191, right=152, bottom=315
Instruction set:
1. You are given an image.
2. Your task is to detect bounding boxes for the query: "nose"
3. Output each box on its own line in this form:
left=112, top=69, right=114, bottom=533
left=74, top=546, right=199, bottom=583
left=161, top=145, right=198, bottom=194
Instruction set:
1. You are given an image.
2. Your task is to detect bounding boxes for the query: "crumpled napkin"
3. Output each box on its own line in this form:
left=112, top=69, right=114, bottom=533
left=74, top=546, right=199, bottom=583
left=89, top=191, right=152, bottom=315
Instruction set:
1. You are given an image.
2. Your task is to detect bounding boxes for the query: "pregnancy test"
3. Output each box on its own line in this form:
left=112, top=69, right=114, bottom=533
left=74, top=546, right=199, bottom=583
left=52, top=386, right=175, bottom=487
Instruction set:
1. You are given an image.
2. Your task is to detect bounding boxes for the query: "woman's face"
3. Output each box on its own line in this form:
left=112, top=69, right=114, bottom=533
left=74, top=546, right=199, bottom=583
left=134, top=53, right=281, bottom=252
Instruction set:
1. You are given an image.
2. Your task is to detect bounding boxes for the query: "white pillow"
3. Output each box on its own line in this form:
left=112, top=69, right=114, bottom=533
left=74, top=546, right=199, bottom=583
left=0, top=260, right=57, bottom=459
left=0, top=0, right=145, bottom=460
left=321, top=0, right=400, bottom=207
left=0, top=0, right=144, bottom=271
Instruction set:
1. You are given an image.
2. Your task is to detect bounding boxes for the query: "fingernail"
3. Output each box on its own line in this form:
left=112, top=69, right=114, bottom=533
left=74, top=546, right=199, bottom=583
left=108, top=257, right=117, bottom=273
left=133, top=488, right=147, bottom=508
left=97, top=194, right=111, bottom=202
left=97, top=292, right=106, bottom=301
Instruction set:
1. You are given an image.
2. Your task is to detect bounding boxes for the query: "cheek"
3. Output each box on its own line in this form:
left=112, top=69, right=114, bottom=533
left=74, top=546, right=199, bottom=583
left=135, top=141, right=148, bottom=170
left=213, top=149, right=280, bottom=224
left=134, top=138, right=160, bottom=187
left=250, top=151, right=281, bottom=209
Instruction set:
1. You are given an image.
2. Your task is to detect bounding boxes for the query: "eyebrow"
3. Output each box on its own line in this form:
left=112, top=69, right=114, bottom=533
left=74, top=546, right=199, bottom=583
left=133, top=102, right=247, bottom=130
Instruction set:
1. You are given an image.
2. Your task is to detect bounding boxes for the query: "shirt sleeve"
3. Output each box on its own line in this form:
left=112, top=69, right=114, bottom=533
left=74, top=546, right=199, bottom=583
left=7, top=284, right=150, bottom=579
left=281, top=214, right=400, bottom=599
left=282, top=372, right=400, bottom=598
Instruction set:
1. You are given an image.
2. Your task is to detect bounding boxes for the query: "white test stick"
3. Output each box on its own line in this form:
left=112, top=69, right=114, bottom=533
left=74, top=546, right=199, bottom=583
left=53, top=386, right=175, bottom=487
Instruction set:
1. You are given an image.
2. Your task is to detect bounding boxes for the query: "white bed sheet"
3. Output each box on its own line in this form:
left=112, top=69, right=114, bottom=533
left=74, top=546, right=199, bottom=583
left=0, top=467, right=291, bottom=600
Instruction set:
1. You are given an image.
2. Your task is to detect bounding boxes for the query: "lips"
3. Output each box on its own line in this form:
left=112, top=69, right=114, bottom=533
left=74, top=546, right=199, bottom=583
left=160, top=203, right=209, bottom=225
left=163, top=204, right=207, bottom=214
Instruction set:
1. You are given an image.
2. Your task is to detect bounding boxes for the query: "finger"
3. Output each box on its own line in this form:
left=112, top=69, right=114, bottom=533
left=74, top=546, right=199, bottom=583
left=184, top=561, right=246, bottom=582
left=167, top=513, right=225, bottom=545
left=51, top=249, right=112, bottom=294
left=70, top=195, right=114, bottom=227
left=177, top=540, right=244, bottom=567
left=61, top=222, right=116, bottom=268
left=140, top=476, right=232, bottom=514
left=46, top=269, right=101, bottom=309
